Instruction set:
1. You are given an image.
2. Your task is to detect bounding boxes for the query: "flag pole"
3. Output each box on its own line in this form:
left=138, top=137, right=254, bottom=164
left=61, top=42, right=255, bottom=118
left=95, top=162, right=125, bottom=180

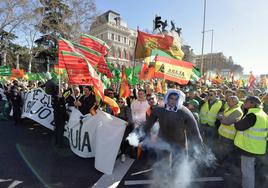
left=132, top=26, right=140, bottom=85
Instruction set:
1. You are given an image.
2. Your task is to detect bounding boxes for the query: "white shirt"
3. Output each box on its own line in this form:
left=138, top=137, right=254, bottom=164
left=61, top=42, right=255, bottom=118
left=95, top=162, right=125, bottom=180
left=165, top=104, right=177, bottom=112
left=131, top=99, right=149, bottom=126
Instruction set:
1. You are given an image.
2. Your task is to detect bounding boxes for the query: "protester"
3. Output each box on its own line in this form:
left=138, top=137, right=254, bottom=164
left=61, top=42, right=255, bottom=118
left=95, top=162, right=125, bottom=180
left=75, top=86, right=96, bottom=115
left=65, top=86, right=81, bottom=107
left=199, top=89, right=223, bottom=145
left=261, top=93, right=268, bottom=114
left=0, top=83, right=8, bottom=120
left=103, top=88, right=117, bottom=115
left=144, top=89, right=203, bottom=159
left=216, top=96, right=243, bottom=167
left=145, top=94, right=158, bottom=121
left=116, top=97, right=133, bottom=162
left=234, top=96, right=268, bottom=188
left=187, top=89, right=204, bottom=110
left=44, top=73, right=66, bottom=147
left=130, top=89, right=149, bottom=127
left=223, top=89, right=235, bottom=110
left=10, top=83, right=23, bottom=125
left=185, top=99, right=200, bottom=123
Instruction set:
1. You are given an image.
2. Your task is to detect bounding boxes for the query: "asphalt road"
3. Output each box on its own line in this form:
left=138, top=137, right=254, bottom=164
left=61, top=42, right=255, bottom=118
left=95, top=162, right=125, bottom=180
left=1, top=118, right=268, bottom=188
left=0, top=119, right=102, bottom=188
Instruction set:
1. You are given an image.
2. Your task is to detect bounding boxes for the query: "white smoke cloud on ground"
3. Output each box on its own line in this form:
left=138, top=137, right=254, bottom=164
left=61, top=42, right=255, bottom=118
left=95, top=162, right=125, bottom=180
left=126, top=126, right=217, bottom=188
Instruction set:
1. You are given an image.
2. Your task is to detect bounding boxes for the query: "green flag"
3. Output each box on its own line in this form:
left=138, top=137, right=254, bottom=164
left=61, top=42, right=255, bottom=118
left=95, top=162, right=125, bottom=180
left=190, top=67, right=201, bottom=82
left=107, top=62, right=121, bottom=83
left=0, top=66, right=12, bottom=76
left=125, top=65, right=141, bottom=85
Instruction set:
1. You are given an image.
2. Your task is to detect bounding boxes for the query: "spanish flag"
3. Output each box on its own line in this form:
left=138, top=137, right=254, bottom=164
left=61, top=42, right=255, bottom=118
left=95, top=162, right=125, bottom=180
left=154, top=51, right=193, bottom=85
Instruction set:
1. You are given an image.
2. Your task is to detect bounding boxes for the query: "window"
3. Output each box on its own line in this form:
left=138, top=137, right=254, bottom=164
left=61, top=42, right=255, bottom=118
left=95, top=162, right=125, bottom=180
left=111, top=33, right=114, bottom=40
left=100, top=34, right=103, bottom=39
left=124, top=49, right=127, bottom=59
left=124, top=37, right=127, bottom=44
left=117, top=48, right=121, bottom=58
left=129, top=53, right=133, bottom=61
left=118, top=35, right=120, bottom=42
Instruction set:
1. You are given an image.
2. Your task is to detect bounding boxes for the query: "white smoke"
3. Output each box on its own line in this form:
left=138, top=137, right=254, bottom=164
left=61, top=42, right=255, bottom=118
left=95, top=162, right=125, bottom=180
left=126, top=123, right=217, bottom=188
left=126, top=132, right=140, bottom=147
left=150, top=152, right=196, bottom=188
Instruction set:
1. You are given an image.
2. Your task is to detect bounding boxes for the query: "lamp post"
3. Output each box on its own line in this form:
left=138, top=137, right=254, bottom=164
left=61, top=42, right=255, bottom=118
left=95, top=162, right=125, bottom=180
left=200, top=0, right=207, bottom=75
left=203, top=29, right=214, bottom=71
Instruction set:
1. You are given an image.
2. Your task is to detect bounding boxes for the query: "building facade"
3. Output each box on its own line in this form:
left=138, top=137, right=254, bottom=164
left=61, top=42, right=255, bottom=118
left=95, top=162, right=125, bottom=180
left=195, top=52, right=243, bottom=75
left=89, top=10, right=137, bottom=67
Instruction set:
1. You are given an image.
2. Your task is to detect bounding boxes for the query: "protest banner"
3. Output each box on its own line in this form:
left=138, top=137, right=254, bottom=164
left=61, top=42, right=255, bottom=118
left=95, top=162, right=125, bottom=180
left=65, top=108, right=126, bottom=174
left=22, top=88, right=54, bottom=130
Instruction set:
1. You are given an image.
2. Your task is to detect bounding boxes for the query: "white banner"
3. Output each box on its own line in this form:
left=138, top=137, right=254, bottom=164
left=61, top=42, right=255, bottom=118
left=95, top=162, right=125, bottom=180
left=65, top=108, right=126, bottom=174
left=22, top=88, right=54, bottom=130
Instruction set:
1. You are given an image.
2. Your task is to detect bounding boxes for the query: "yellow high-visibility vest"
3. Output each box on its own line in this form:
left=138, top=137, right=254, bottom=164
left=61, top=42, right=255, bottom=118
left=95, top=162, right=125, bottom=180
left=218, top=105, right=243, bottom=140
left=200, top=100, right=222, bottom=127
left=234, top=108, right=268, bottom=154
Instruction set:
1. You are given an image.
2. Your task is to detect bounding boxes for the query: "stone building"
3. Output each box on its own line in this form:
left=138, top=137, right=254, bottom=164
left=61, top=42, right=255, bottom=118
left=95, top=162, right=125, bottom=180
left=89, top=10, right=137, bottom=67
left=195, top=52, right=243, bottom=74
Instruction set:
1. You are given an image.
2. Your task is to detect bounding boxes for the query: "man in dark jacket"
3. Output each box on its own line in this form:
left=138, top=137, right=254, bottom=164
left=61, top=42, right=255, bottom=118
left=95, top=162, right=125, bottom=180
left=144, top=89, right=203, bottom=153
left=44, top=73, right=66, bottom=147
left=10, top=85, right=22, bottom=125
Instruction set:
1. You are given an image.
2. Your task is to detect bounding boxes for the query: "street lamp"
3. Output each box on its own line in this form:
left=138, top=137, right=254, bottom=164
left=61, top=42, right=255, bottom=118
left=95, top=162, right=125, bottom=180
left=200, top=0, right=207, bottom=75
left=203, top=29, right=214, bottom=71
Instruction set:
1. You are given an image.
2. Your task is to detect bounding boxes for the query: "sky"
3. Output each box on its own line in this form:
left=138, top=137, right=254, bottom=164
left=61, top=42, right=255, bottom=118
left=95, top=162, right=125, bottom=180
left=96, top=0, right=268, bottom=75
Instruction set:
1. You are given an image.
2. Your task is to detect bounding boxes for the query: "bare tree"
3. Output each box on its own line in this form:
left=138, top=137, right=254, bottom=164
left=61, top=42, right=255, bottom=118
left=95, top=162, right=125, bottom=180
left=0, top=0, right=32, bottom=42
left=64, top=0, right=97, bottom=41
left=0, top=0, right=34, bottom=66
left=19, top=1, right=43, bottom=72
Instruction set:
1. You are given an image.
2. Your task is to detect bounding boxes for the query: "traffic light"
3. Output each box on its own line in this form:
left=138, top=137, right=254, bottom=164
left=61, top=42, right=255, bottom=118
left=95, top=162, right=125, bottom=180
left=154, top=16, right=162, bottom=30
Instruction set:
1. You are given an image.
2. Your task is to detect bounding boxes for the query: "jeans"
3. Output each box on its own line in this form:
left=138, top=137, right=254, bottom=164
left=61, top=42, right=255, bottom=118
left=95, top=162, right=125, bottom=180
left=241, top=155, right=255, bottom=188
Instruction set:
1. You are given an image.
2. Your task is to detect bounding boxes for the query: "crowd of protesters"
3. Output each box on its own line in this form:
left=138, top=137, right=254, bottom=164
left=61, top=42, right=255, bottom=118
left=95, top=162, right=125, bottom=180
left=1, top=75, right=268, bottom=188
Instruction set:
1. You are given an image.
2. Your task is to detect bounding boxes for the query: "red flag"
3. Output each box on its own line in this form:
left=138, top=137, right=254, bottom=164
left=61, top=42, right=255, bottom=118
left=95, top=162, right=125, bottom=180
left=61, top=51, right=105, bottom=99
left=97, top=57, right=113, bottom=78
left=58, top=38, right=102, bottom=68
left=80, top=34, right=110, bottom=56
left=139, top=63, right=155, bottom=81
left=61, top=51, right=93, bottom=85
left=11, top=68, right=25, bottom=78
left=135, top=30, right=173, bottom=59
left=80, top=34, right=113, bottom=78
left=135, top=30, right=184, bottom=60
left=119, top=67, right=131, bottom=98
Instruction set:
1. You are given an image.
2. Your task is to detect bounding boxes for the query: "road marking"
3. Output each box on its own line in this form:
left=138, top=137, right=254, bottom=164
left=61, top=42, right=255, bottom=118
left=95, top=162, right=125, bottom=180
left=92, top=157, right=134, bottom=188
left=0, top=179, right=12, bottom=183
left=124, top=177, right=224, bottom=185
left=0, top=179, right=23, bottom=188
left=8, top=180, right=23, bottom=188
left=131, top=168, right=152, bottom=176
